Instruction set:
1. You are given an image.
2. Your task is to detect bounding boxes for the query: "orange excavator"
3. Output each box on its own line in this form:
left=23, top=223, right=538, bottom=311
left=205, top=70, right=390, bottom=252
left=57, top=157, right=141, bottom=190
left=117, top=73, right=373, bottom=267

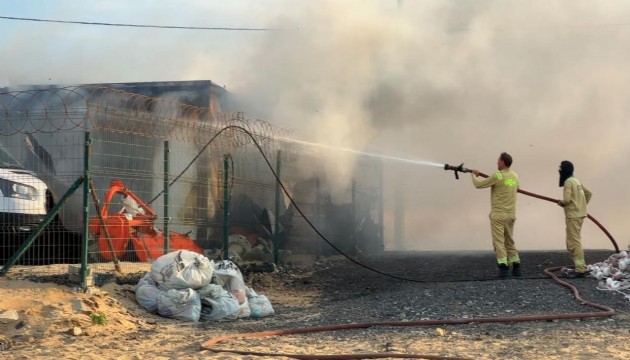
left=89, top=179, right=203, bottom=263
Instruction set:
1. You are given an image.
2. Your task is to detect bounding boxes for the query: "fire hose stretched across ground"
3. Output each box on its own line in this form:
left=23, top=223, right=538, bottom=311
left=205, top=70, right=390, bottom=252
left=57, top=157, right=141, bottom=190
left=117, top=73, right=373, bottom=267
left=181, top=127, right=620, bottom=359
left=200, top=267, right=614, bottom=359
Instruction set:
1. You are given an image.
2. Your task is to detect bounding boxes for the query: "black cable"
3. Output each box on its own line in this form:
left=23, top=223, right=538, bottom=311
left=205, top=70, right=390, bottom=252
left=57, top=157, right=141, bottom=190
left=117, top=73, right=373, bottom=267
left=5, top=15, right=630, bottom=33
left=147, top=129, right=227, bottom=205
left=0, top=15, right=277, bottom=31
left=152, top=125, right=530, bottom=283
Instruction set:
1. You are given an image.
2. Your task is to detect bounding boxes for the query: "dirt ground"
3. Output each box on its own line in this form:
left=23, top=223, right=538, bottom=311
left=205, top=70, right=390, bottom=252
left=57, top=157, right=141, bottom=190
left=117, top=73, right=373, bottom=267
left=1, top=249, right=629, bottom=360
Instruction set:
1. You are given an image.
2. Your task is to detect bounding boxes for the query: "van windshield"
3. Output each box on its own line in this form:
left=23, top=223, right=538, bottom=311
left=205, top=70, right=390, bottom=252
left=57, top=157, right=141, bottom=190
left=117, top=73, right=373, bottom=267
left=0, top=146, right=24, bottom=169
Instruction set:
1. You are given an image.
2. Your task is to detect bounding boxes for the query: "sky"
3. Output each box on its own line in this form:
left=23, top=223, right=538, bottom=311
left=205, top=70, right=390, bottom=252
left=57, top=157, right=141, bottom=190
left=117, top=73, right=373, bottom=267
left=1, top=0, right=630, bottom=252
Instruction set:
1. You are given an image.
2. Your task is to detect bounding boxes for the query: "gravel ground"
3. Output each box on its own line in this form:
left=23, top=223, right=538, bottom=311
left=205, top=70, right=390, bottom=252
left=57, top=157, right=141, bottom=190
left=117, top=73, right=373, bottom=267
left=204, top=249, right=630, bottom=359
left=3, top=249, right=630, bottom=360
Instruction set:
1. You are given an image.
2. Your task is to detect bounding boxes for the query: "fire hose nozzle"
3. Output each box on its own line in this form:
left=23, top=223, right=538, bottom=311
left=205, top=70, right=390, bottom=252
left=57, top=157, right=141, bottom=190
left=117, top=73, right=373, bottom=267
left=444, top=163, right=471, bottom=180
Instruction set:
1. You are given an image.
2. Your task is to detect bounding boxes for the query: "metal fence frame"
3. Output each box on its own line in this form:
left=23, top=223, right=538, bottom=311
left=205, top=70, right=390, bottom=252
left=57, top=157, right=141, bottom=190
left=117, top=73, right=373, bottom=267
left=0, top=86, right=384, bottom=289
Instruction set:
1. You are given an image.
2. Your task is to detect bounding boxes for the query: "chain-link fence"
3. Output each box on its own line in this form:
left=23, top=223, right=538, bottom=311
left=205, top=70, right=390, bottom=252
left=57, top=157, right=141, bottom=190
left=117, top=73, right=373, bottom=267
left=0, top=86, right=384, bottom=286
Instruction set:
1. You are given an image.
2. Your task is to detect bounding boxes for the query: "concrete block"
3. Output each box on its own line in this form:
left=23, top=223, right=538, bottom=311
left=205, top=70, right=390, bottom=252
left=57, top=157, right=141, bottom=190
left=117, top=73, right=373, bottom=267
left=67, top=265, right=94, bottom=286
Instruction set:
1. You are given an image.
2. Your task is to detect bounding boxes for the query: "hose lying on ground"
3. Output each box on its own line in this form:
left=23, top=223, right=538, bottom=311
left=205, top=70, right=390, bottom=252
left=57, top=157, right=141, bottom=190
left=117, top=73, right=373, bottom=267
left=179, top=127, right=618, bottom=358
left=200, top=265, right=614, bottom=359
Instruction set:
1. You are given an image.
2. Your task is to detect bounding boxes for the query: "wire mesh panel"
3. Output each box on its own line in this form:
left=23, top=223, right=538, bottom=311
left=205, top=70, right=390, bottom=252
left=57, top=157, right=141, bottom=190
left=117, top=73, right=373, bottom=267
left=0, top=85, right=385, bottom=279
left=0, top=87, right=87, bottom=266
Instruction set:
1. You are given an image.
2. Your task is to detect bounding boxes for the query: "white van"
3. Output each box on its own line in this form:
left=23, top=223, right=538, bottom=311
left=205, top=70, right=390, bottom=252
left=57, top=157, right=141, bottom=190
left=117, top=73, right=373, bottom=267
left=0, top=145, right=48, bottom=232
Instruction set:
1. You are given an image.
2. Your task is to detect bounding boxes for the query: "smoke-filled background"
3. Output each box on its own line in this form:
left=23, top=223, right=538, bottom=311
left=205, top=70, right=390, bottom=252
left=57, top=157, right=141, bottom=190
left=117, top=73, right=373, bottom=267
left=1, top=0, right=629, bottom=251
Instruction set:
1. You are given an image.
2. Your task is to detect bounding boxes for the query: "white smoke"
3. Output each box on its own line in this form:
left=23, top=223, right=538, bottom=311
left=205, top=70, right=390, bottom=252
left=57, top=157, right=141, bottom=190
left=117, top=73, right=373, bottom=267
left=3, top=0, right=630, bottom=251
left=231, top=0, right=630, bottom=251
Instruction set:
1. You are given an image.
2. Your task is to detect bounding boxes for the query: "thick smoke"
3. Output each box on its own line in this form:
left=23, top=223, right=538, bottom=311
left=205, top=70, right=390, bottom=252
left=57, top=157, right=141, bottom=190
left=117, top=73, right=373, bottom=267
left=3, top=0, right=630, bottom=251
left=232, top=0, right=630, bottom=251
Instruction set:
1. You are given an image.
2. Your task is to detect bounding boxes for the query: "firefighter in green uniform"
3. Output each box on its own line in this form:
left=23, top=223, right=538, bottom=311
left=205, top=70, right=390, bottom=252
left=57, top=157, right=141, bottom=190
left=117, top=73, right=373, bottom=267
left=471, top=152, right=521, bottom=278
left=557, top=160, right=592, bottom=278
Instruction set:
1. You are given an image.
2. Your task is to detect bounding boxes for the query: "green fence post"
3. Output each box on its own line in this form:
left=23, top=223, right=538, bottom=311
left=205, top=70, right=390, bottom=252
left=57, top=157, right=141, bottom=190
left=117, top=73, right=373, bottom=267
left=315, top=177, right=321, bottom=258
left=164, top=140, right=170, bottom=255
left=222, top=154, right=230, bottom=260
left=394, top=180, right=405, bottom=250
left=351, top=178, right=356, bottom=223
left=81, top=132, right=92, bottom=289
left=273, top=150, right=282, bottom=265
left=0, top=177, right=85, bottom=275
left=377, top=159, right=384, bottom=252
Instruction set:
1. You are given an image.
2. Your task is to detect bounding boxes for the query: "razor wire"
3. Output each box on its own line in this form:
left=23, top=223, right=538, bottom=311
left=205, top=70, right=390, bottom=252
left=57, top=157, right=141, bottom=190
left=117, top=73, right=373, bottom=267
left=0, top=86, right=298, bottom=162
left=0, top=85, right=382, bottom=274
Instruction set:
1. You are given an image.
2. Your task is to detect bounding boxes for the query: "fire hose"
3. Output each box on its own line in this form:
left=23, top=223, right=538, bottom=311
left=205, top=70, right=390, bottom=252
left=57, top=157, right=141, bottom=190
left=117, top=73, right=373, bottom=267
left=443, top=163, right=620, bottom=253
left=200, top=265, right=614, bottom=359
left=194, top=134, right=618, bottom=359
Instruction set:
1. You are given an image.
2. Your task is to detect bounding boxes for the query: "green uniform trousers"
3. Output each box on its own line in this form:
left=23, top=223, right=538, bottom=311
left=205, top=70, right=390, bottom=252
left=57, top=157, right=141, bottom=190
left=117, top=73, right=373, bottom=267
left=566, top=217, right=587, bottom=273
left=490, top=212, right=520, bottom=265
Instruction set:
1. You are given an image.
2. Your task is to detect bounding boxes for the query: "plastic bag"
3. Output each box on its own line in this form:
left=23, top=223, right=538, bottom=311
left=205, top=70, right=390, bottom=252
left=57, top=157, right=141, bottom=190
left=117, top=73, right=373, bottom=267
left=196, top=284, right=226, bottom=299
left=213, top=260, right=247, bottom=301
left=248, top=295, right=274, bottom=318
left=199, top=291, right=240, bottom=321
left=157, top=288, right=201, bottom=322
left=246, top=288, right=274, bottom=318
left=151, top=250, right=214, bottom=290
left=135, top=272, right=160, bottom=313
left=213, top=260, right=251, bottom=317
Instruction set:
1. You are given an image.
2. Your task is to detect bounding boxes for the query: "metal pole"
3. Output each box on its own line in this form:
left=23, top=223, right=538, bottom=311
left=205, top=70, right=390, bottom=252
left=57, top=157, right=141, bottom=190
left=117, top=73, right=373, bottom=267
left=273, top=150, right=282, bottom=265
left=222, top=154, right=230, bottom=260
left=88, top=179, right=121, bottom=273
left=81, top=132, right=92, bottom=289
left=164, top=141, right=170, bottom=254
left=351, top=177, right=357, bottom=252
left=0, top=177, right=85, bottom=275
left=315, top=177, right=321, bottom=258
left=394, top=180, right=405, bottom=250
left=377, top=159, right=384, bottom=252
left=351, top=178, right=356, bottom=222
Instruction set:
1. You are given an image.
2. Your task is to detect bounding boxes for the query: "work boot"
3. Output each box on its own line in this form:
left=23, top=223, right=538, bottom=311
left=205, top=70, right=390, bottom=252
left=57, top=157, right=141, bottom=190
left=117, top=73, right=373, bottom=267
left=564, top=271, right=586, bottom=279
left=511, top=263, right=522, bottom=277
left=498, top=264, right=509, bottom=279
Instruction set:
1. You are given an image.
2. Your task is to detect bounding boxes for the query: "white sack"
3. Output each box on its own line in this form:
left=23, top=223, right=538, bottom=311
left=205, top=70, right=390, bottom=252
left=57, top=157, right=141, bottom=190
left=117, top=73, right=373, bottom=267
left=248, top=295, right=275, bottom=318
left=157, top=288, right=201, bottom=322
left=135, top=272, right=160, bottom=313
left=199, top=291, right=241, bottom=321
left=151, top=250, right=213, bottom=290
left=246, top=287, right=275, bottom=318
left=213, top=260, right=250, bottom=318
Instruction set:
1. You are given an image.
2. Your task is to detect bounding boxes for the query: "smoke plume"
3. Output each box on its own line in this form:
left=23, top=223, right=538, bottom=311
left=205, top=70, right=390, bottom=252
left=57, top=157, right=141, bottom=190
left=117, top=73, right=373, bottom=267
left=3, top=0, right=630, bottom=251
left=232, top=0, right=630, bottom=251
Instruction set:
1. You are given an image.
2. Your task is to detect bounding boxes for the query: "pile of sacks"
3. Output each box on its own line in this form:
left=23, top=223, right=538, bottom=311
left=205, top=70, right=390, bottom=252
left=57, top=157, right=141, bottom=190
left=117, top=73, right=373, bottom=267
left=135, top=250, right=274, bottom=321
left=588, top=250, right=630, bottom=302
